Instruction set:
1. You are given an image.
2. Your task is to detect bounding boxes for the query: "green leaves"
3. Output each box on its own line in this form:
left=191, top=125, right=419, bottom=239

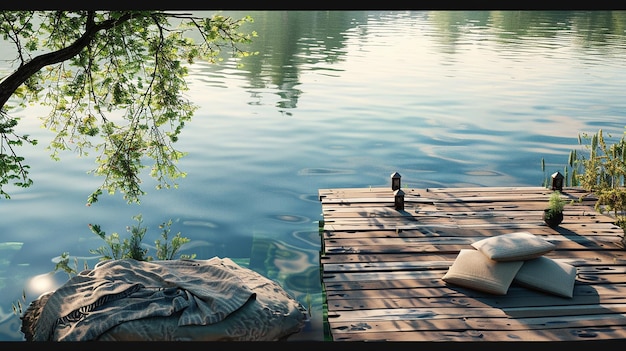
left=154, top=218, right=194, bottom=260
left=566, top=128, right=626, bottom=247
left=88, top=214, right=161, bottom=261
left=0, top=11, right=256, bottom=204
left=547, top=191, right=565, bottom=214
left=0, top=113, right=38, bottom=198
left=63, top=214, right=196, bottom=269
left=53, top=214, right=196, bottom=281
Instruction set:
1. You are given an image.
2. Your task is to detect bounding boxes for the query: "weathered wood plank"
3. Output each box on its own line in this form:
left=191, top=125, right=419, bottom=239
left=322, top=269, right=626, bottom=288
left=321, top=242, right=623, bottom=255
left=322, top=227, right=622, bottom=239
left=325, top=284, right=626, bottom=301
left=321, top=207, right=598, bottom=218
left=326, top=295, right=626, bottom=312
left=327, top=304, right=626, bottom=323
left=322, top=269, right=626, bottom=286
left=322, top=258, right=626, bottom=273
left=319, top=251, right=626, bottom=265
left=329, top=313, right=626, bottom=334
left=319, top=185, right=626, bottom=342
left=329, top=326, right=626, bottom=342
left=327, top=304, right=626, bottom=325
left=321, top=214, right=616, bottom=225
left=323, top=235, right=622, bottom=249
left=322, top=221, right=620, bottom=232
left=325, top=283, right=626, bottom=300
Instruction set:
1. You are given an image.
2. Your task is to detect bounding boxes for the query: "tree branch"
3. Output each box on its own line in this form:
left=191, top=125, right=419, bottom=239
left=0, top=11, right=134, bottom=109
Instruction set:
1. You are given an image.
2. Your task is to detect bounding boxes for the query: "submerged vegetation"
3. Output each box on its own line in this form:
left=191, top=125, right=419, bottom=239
left=55, top=214, right=196, bottom=278
left=13, top=214, right=195, bottom=316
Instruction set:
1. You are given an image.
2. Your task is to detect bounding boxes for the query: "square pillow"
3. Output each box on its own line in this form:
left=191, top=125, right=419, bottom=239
left=442, top=249, right=524, bottom=295
left=471, top=231, right=556, bottom=262
left=513, top=256, right=577, bottom=298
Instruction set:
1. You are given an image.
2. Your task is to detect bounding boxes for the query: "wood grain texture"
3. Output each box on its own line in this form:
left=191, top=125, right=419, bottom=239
left=319, top=186, right=626, bottom=342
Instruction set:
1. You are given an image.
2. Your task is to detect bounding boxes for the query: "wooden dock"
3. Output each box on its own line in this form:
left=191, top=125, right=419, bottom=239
left=318, top=185, right=626, bottom=342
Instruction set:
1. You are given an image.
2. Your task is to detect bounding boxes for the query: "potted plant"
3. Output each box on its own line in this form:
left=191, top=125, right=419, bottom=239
left=543, top=191, right=565, bottom=227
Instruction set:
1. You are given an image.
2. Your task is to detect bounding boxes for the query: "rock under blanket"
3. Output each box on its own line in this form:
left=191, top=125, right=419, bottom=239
left=27, top=257, right=307, bottom=341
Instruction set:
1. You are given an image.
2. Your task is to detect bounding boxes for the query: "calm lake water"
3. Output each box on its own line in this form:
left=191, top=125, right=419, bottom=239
left=1, top=10, right=626, bottom=341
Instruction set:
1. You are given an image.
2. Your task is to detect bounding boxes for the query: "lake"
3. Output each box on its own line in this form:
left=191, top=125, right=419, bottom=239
left=1, top=10, right=626, bottom=341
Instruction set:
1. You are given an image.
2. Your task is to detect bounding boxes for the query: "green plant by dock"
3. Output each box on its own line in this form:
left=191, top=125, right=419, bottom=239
left=543, top=128, right=626, bottom=248
left=544, top=191, right=565, bottom=220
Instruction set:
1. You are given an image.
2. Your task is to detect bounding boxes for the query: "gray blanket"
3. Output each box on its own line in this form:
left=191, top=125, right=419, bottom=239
left=32, top=257, right=258, bottom=341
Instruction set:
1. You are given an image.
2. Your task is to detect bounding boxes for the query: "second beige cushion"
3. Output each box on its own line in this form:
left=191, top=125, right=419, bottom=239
left=471, top=231, right=556, bottom=262
left=513, top=256, right=577, bottom=298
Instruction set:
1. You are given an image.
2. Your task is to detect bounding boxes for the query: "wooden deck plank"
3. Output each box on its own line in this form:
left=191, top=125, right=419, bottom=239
left=329, top=327, right=626, bottom=342
left=326, top=304, right=626, bottom=322
left=325, top=284, right=626, bottom=301
left=319, top=251, right=626, bottom=265
left=322, top=269, right=626, bottom=285
left=322, top=258, right=626, bottom=273
left=322, top=236, right=622, bottom=249
left=322, top=227, right=622, bottom=239
left=319, top=185, right=626, bottom=342
left=326, top=295, right=626, bottom=311
left=329, top=314, right=626, bottom=333
left=321, top=222, right=620, bottom=232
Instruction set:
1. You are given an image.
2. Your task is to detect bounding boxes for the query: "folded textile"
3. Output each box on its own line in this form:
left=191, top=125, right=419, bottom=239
left=28, top=257, right=304, bottom=341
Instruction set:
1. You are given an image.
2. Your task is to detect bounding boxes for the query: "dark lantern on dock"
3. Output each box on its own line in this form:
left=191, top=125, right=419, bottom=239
left=391, top=172, right=401, bottom=190
left=394, top=189, right=405, bottom=211
left=551, top=171, right=564, bottom=192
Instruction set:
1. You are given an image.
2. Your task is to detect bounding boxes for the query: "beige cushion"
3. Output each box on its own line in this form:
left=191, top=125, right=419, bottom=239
left=514, top=256, right=577, bottom=298
left=471, top=231, right=556, bottom=262
left=442, top=249, right=523, bottom=295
